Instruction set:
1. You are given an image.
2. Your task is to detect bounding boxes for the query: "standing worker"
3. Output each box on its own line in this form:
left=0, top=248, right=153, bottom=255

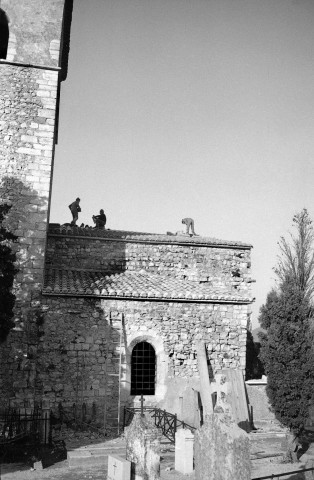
left=68, top=198, right=81, bottom=226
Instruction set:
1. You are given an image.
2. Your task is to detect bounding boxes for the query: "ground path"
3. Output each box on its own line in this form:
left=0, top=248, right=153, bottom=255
left=1, top=431, right=314, bottom=480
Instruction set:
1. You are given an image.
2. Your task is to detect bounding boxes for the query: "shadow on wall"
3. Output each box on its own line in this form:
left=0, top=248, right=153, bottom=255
left=0, top=175, right=48, bottom=232
left=0, top=8, right=9, bottom=59
left=0, top=176, right=49, bottom=414
left=245, top=330, right=265, bottom=380
left=39, top=309, right=130, bottom=441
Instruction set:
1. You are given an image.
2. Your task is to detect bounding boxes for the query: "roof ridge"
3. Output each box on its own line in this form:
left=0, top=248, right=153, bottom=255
left=47, top=224, right=252, bottom=248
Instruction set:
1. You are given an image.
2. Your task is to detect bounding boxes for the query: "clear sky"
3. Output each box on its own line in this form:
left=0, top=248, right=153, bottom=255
left=50, top=0, right=314, bottom=328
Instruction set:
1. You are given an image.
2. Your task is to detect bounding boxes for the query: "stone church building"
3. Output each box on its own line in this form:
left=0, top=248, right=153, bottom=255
left=0, top=1, right=254, bottom=432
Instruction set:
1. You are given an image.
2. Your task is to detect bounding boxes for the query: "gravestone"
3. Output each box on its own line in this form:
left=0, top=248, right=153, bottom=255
left=108, top=455, right=131, bottom=480
left=194, top=404, right=250, bottom=480
left=175, top=428, right=194, bottom=474
left=125, top=413, right=161, bottom=480
left=181, top=387, right=201, bottom=428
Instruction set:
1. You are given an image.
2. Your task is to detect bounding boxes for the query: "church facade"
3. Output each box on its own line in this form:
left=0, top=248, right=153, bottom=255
left=0, top=1, right=254, bottom=433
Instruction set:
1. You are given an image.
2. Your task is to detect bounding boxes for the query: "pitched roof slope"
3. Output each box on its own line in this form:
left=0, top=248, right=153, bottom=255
left=48, top=224, right=252, bottom=249
left=43, top=268, right=253, bottom=303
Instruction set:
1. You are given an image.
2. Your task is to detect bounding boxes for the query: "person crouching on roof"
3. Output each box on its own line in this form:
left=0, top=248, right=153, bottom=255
left=92, top=209, right=106, bottom=229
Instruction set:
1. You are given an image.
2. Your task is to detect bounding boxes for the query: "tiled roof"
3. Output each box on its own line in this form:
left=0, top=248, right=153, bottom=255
left=43, top=269, right=253, bottom=303
left=48, top=224, right=252, bottom=249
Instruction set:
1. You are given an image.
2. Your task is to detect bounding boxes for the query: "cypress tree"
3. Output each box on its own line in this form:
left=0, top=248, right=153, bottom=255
left=259, top=282, right=313, bottom=434
left=259, top=209, right=314, bottom=439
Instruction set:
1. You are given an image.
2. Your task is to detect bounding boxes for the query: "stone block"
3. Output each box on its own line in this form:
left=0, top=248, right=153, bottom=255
left=125, top=414, right=160, bottom=480
left=175, top=428, right=194, bottom=474
left=108, top=455, right=131, bottom=480
left=194, top=407, right=250, bottom=480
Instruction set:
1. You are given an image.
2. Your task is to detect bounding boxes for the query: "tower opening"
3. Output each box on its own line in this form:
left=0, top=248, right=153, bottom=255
left=131, top=341, right=156, bottom=395
left=0, top=9, right=9, bottom=60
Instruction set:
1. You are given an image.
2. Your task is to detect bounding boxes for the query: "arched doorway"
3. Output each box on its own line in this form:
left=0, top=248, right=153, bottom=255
left=131, top=341, right=156, bottom=395
left=0, top=9, right=9, bottom=59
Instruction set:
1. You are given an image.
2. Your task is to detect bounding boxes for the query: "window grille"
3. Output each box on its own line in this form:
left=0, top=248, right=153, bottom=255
left=131, top=341, right=156, bottom=395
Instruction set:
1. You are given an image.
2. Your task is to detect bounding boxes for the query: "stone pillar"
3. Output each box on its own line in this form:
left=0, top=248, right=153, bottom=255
left=125, top=414, right=160, bottom=480
left=194, top=406, right=251, bottom=480
left=175, top=428, right=194, bottom=474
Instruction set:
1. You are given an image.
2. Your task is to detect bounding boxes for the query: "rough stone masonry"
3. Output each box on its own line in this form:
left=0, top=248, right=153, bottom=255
left=0, top=0, right=72, bottom=408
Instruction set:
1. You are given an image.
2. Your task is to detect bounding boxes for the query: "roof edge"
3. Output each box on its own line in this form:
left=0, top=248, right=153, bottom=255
left=47, top=225, right=253, bottom=250
left=41, top=291, right=255, bottom=305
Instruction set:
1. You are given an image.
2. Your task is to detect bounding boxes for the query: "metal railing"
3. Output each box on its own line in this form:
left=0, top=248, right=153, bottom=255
left=123, top=406, right=196, bottom=444
left=0, top=407, right=51, bottom=446
left=252, top=466, right=314, bottom=479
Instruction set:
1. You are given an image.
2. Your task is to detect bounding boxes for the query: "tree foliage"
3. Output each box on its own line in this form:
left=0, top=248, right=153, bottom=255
left=275, top=209, right=314, bottom=300
left=0, top=204, right=18, bottom=341
left=258, top=209, right=314, bottom=435
left=259, top=283, right=314, bottom=434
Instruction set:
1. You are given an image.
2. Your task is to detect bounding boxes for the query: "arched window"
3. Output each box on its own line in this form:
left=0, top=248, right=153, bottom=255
left=131, top=341, right=156, bottom=395
left=0, top=9, right=9, bottom=60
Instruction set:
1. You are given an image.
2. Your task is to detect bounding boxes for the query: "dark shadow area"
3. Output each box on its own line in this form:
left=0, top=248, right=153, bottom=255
left=0, top=8, right=9, bottom=59
left=0, top=177, right=58, bottom=474
left=246, top=330, right=265, bottom=380
left=60, top=0, right=74, bottom=82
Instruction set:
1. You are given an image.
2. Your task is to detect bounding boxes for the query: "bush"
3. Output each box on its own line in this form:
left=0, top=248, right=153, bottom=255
left=0, top=204, right=18, bottom=341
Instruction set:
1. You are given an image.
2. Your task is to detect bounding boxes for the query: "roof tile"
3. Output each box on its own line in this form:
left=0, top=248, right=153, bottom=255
left=48, top=224, right=252, bottom=248
left=43, top=268, right=253, bottom=303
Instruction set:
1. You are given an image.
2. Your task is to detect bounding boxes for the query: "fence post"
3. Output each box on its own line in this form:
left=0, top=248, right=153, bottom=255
left=41, top=401, right=50, bottom=444
left=73, top=403, right=77, bottom=429
left=58, top=402, right=63, bottom=426
left=123, top=406, right=126, bottom=431
left=82, top=403, right=86, bottom=424
left=174, top=414, right=177, bottom=438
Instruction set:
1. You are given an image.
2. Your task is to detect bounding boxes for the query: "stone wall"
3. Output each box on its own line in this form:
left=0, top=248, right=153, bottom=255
left=2, top=0, right=65, bottom=65
left=0, top=0, right=68, bottom=306
left=0, top=1, right=71, bottom=408
left=46, top=234, right=253, bottom=297
left=0, top=65, right=58, bottom=306
left=1, top=293, right=250, bottom=429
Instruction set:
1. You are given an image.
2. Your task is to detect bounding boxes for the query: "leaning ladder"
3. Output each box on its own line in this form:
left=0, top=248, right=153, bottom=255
left=105, top=312, right=124, bottom=435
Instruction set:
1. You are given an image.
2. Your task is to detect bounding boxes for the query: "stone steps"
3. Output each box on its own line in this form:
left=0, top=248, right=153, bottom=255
left=67, top=441, right=126, bottom=467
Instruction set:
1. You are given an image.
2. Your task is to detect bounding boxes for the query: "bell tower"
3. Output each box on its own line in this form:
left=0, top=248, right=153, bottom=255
left=0, top=0, right=73, bottom=405
left=0, top=0, right=73, bottom=316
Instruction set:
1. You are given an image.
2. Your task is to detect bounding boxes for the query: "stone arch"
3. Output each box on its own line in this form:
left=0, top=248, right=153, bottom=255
left=0, top=8, right=9, bottom=59
left=123, top=329, right=168, bottom=403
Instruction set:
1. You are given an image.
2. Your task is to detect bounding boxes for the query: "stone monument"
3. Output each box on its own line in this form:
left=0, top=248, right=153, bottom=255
left=194, top=403, right=251, bottom=480
left=125, top=413, right=161, bottom=480
left=175, top=428, right=194, bottom=474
